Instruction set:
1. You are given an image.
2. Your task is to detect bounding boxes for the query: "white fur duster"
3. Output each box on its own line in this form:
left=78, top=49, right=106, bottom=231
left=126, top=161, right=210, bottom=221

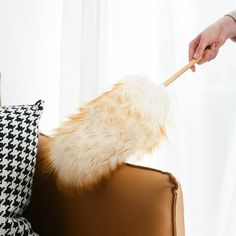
left=48, top=76, right=170, bottom=191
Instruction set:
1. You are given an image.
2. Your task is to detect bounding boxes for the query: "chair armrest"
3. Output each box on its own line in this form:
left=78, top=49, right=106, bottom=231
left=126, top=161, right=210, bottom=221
left=24, top=134, right=185, bottom=236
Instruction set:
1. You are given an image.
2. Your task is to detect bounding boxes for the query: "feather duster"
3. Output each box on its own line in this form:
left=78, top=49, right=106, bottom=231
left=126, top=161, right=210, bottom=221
left=47, top=75, right=170, bottom=191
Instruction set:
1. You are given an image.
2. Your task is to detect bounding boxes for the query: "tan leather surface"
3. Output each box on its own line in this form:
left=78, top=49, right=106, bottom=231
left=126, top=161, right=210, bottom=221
left=24, top=134, right=185, bottom=236
left=175, top=181, right=185, bottom=236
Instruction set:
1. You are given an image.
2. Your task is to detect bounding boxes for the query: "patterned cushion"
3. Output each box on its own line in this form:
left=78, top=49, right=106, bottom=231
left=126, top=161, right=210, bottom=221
left=0, top=100, right=44, bottom=236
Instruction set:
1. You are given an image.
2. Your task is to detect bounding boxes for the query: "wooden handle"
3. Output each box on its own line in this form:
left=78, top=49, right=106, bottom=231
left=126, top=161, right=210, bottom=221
left=163, top=57, right=202, bottom=87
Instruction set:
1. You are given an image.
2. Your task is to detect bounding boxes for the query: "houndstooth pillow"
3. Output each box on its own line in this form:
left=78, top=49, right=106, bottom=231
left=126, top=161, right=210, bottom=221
left=0, top=100, right=44, bottom=236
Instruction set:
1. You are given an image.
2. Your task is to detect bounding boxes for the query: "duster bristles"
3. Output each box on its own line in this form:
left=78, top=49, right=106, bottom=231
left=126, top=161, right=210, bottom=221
left=49, top=75, right=170, bottom=191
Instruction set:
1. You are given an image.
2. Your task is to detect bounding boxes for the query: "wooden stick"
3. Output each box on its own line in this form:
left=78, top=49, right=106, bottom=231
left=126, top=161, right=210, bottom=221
left=163, top=57, right=201, bottom=87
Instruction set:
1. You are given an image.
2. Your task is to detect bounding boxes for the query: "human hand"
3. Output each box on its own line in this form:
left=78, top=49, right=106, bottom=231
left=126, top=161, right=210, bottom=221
left=189, top=16, right=236, bottom=71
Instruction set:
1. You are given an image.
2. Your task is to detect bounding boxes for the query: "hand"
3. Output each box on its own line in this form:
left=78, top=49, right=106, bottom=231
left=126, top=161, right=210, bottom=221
left=189, top=16, right=236, bottom=71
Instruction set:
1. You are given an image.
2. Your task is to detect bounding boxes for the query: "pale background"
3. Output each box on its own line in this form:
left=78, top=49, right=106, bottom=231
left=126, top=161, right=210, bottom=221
left=1, top=1, right=236, bottom=235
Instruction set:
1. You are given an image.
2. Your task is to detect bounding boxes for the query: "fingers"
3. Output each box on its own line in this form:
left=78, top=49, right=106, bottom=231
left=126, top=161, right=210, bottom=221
left=211, top=45, right=219, bottom=60
left=193, top=37, right=208, bottom=60
left=189, top=38, right=199, bottom=62
left=189, top=36, right=200, bottom=72
left=189, top=34, right=220, bottom=72
left=197, top=43, right=219, bottom=64
left=189, top=34, right=208, bottom=71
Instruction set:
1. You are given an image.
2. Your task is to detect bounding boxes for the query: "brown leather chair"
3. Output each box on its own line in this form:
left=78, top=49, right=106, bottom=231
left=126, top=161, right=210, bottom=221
left=23, top=134, right=185, bottom=236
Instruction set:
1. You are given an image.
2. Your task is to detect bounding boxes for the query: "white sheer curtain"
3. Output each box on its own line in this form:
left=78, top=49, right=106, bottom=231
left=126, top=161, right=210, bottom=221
left=60, top=1, right=236, bottom=235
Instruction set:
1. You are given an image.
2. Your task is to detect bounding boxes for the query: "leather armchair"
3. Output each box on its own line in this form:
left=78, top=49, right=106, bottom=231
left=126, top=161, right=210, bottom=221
left=24, top=134, right=185, bottom=236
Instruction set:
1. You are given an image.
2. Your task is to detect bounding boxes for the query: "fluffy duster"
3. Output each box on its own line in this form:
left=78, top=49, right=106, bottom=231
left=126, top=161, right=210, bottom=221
left=48, top=75, right=170, bottom=191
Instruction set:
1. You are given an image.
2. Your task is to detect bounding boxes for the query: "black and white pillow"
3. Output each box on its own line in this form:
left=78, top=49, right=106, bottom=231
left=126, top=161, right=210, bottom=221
left=0, top=100, right=44, bottom=236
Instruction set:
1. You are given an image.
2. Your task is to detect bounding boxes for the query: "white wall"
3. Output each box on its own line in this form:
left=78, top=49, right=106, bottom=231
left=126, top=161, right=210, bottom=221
left=0, top=0, right=63, bottom=133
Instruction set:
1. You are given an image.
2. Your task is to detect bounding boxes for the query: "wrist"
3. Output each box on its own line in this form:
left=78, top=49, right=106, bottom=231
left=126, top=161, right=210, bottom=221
left=222, top=15, right=236, bottom=40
